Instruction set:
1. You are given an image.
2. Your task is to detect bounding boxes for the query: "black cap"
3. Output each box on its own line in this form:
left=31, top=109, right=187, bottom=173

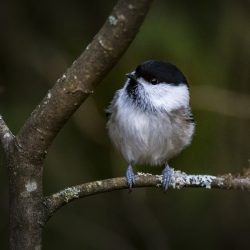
left=135, top=60, right=187, bottom=85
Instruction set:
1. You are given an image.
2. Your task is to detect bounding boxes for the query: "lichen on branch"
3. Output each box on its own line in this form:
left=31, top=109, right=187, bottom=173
left=44, top=170, right=250, bottom=222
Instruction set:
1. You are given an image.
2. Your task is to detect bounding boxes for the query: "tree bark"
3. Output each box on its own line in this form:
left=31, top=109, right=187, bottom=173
left=8, top=142, right=44, bottom=250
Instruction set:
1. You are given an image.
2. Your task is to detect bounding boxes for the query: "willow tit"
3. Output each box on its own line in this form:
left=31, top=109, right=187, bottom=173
left=107, top=60, right=195, bottom=190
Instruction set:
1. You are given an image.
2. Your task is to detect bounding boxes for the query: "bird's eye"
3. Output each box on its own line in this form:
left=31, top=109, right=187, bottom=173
left=150, top=78, right=158, bottom=85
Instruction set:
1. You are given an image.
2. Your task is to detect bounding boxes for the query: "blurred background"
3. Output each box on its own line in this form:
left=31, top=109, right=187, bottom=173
left=0, top=0, right=250, bottom=249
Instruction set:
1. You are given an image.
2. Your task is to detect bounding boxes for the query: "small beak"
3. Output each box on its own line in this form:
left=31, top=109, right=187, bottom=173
left=126, top=72, right=137, bottom=81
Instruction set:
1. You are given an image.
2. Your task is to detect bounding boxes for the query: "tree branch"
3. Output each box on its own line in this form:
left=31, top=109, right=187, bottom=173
left=16, top=0, right=153, bottom=161
left=43, top=170, right=250, bottom=222
left=0, top=115, right=14, bottom=152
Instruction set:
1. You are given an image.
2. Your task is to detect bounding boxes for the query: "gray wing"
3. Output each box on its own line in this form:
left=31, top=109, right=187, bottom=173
left=185, top=108, right=195, bottom=123
left=171, top=107, right=195, bottom=123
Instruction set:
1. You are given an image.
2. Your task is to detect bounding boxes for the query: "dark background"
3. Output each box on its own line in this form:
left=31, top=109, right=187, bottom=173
left=0, top=0, right=250, bottom=249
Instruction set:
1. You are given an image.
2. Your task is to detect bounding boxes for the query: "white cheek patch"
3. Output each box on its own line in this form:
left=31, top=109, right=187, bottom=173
left=138, top=78, right=190, bottom=112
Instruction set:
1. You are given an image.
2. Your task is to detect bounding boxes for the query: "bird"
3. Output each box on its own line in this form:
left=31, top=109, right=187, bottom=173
left=106, top=60, right=195, bottom=190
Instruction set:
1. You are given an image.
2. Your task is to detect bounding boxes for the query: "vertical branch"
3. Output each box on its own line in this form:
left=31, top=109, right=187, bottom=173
left=17, top=0, right=154, bottom=160
left=8, top=152, right=45, bottom=250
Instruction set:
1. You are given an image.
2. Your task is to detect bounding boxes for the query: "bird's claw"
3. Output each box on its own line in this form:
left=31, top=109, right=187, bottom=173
left=162, top=165, right=173, bottom=191
left=126, top=165, right=135, bottom=191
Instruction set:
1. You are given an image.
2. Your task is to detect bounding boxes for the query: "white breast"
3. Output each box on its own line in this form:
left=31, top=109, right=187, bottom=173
left=107, top=85, right=194, bottom=166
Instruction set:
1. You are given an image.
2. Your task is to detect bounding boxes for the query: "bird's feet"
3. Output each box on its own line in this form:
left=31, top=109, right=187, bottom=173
left=162, top=164, right=173, bottom=191
left=126, top=164, right=135, bottom=191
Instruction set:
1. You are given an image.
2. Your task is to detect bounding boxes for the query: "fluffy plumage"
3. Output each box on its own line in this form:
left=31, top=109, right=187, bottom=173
left=106, top=60, right=195, bottom=189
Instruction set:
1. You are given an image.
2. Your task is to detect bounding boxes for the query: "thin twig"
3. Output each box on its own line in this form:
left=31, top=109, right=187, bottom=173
left=43, top=170, right=250, bottom=222
left=0, top=115, right=14, bottom=152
